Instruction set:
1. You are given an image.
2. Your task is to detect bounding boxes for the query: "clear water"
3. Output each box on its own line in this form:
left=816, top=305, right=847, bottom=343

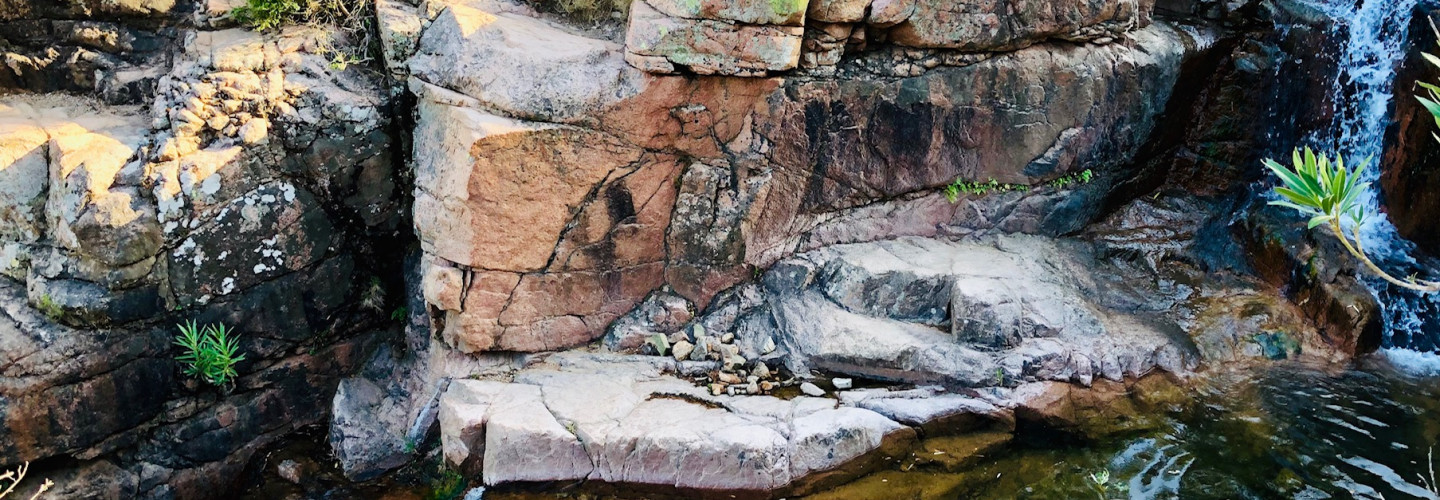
left=463, top=361, right=1440, bottom=500
left=949, top=361, right=1440, bottom=500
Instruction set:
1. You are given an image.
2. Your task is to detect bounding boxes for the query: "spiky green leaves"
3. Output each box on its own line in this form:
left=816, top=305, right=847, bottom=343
left=1419, top=19, right=1440, bottom=143
left=174, top=321, right=246, bottom=387
left=1262, top=147, right=1371, bottom=230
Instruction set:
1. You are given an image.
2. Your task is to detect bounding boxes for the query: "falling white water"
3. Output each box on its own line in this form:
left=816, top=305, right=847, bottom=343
left=1304, top=0, right=1440, bottom=355
left=1310, top=0, right=1420, bottom=253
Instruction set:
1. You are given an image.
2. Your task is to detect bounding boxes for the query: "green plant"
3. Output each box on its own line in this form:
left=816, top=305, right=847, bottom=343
left=1263, top=148, right=1439, bottom=292
left=943, top=177, right=1028, bottom=202
left=231, top=0, right=301, bottom=31
left=174, top=320, right=247, bottom=387
left=230, top=0, right=376, bottom=70
left=943, top=170, right=1094, bottom=203
left=1416, top=17, right=1440, bottom=143
left=1085, top=468, right=1127, bottom=499
left=1049, top=169, right=1095, bottom=189
left=0, top=462, right=52, bottom=500
left=1087, top=469, right=1111, bottom=499
left=391, top=306, right=409, bottom=322
left=33, top=294, right=62, bottom=320
left=360, top=276, right=386, bottom=312
left=426, top=468, right=467, bottom=500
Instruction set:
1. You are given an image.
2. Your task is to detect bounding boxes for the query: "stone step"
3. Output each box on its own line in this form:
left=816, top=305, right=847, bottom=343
left=437, top=351, right=1022, bottom=494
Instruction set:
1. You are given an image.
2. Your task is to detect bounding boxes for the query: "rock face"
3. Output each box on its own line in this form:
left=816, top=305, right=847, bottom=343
left=621, top=0, right=1155, bottom=75
left=407, top=0, right=1205, bottom=354
left=1383, top=4, right=1440, bottom=257
left=0, top=10, right=408, bottom=499
left=0, top=0, right=179, bottom=102
left=0, top=0, right=1390, bottom=497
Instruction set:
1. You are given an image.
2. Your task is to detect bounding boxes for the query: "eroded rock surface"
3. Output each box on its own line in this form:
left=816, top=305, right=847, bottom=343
left=0, top=11, right=408, bottom=500
left=407, top=0, right=1207, bottom=354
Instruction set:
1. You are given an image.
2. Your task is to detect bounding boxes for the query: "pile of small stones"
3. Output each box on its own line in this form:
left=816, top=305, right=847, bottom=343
left=641, top=325, right=860, bottom=397
left=641, top=324, right=791, bottom=396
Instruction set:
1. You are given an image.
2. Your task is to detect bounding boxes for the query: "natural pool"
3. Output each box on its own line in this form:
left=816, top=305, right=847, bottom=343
left=800, top=358, right=1440, bottom=500
left=242, top=355, right=1440, bottom=499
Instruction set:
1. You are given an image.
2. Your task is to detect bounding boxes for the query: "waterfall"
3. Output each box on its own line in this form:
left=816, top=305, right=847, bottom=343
left=1306, top=0, right=1440, bottom=358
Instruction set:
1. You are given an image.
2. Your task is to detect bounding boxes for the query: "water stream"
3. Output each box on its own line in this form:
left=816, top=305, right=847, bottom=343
left=1304, top=0, right=1440, bottom=356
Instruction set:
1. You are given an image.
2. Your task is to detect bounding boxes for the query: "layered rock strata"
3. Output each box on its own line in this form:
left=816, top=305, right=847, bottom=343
left=622, top=0, right=1155, bottom=76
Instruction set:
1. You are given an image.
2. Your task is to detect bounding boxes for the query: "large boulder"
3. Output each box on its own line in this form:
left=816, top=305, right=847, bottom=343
left=623, top=0, right=806, bottom=76
left=1382, top=3, right=1440, bottom=257
left=0, top=95, right=162, bottom=325
left=887, top=0, right=1152, bottom=51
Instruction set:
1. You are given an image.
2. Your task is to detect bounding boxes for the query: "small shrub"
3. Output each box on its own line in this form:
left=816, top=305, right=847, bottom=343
left=531, top=0, right=632, bottom=23
left=231, top=0, right=301, bottom=31
left=174, top=320, right=246, bottom=387
left=0, top=462, right=53, bottom=500
left=360, top=276, right=386, bottom=312
left=1263, top=148, right=1439, bottom=292
left=230, top=0, right=376, bottom=70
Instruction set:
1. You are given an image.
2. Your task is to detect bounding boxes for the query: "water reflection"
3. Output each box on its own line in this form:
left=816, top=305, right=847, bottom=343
left=243, top=360, right=1440, bottom=500
left=935, top=360, right=1440, bottom=500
